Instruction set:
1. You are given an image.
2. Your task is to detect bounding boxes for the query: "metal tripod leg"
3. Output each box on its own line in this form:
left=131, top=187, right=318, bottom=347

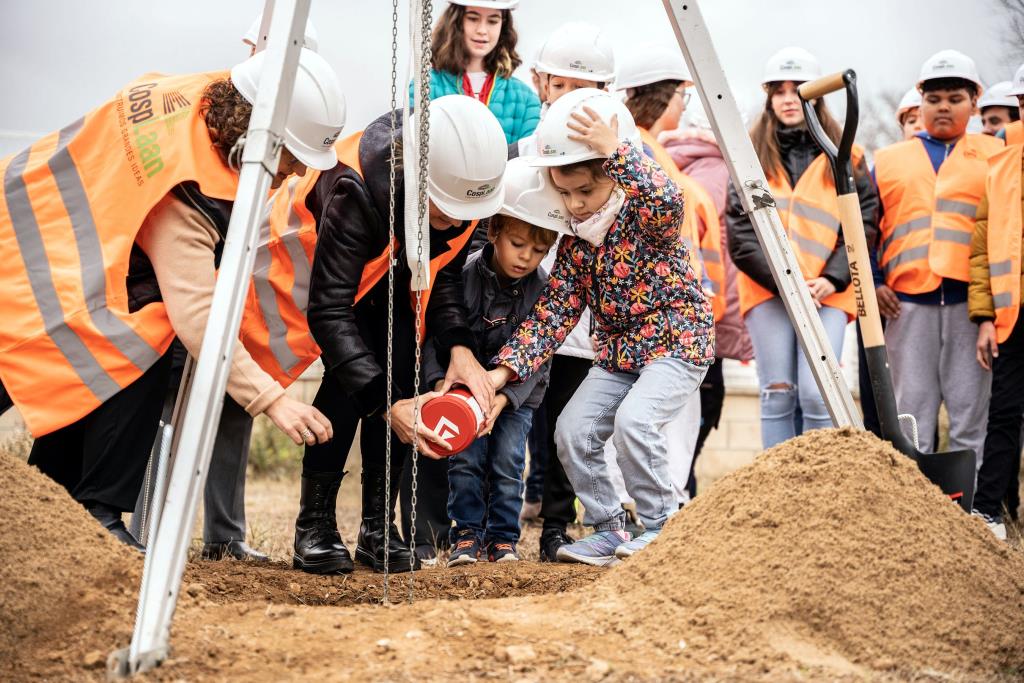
left=661, top=0, right=862, bottom=428
left=108, top=0, right=310, bottom=676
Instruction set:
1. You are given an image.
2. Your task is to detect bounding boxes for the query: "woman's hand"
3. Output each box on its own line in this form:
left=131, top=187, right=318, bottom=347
left=441, top=346, right=494, bottom=413
left=876, top=284, right=901, bottom=320
left=976, top=321, right=999, bottom=371
left=487, top=365, right=515, bottom=392
left=386, top=391, right=450, bottom=459
left=264, top=395, right=333, bottom=446
left=479, top=393, right=509, bottom=437
left=566, top=106, right=621, bottom=157
left=806, top=277, right=836, bottom=308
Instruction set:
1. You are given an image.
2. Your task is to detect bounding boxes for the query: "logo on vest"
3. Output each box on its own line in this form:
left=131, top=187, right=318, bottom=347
left=466, top=183, right=495, bottom=198
left=118, top=82, right=168, bottom=184
left=162, top=90, right=191, bottom=115
left=433, top=416, right=460, bottom=441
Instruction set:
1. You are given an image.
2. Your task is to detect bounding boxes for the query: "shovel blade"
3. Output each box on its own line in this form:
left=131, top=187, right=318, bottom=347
left=913, top=448, right=975, bottom=513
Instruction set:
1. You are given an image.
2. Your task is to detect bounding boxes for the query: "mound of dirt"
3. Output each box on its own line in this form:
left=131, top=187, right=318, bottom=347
left=0, top=450, right=143, bottom=680
left=598, top=428, right=1024, bottom=678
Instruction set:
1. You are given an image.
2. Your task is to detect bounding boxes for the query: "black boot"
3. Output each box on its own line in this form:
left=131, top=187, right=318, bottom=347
left=355, top=467, right=418, bottom=573
left=86, top=502, right=145, bottom=553
left=293, top=471, right=353, bottom=574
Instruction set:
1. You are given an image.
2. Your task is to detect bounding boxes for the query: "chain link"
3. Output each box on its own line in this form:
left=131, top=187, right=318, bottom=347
left=408, top=0, right=433, bottom=604
left=382, top=0, right=400, bottom=606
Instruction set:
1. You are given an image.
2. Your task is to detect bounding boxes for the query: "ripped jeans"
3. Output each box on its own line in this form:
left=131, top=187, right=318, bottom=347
left=744, top=297, right=848, bottom=449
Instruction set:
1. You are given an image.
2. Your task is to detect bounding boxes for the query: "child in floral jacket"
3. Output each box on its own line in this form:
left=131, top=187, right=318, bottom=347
left=489, top=89, right=715, bottom=565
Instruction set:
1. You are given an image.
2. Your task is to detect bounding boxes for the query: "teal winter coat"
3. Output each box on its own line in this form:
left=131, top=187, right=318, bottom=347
left=412, top=69, right=541, bottom=144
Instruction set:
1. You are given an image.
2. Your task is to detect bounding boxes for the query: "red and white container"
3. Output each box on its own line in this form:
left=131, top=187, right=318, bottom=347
left=420, top=388, right=484, bottom=456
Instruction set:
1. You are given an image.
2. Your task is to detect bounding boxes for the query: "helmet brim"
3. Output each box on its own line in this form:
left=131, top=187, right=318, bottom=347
left=430, top=185, right=506, bottom=222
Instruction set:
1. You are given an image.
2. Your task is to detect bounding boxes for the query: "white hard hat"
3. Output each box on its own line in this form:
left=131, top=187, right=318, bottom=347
left=896, top=87, right=922, bottom=122
left=1008, top=63, right=1024, bottom=97
left=448, top=0, right=519, bottom=8
left=242, top=13, right=319, bottom=52
left=534, top=22, right=616, bottom=82
left=499, top=157, right=571, bottom=234
left=979, top=81, right=1019, bottom=110
left=916, top=49, right=983, bottom=94
left=231, top=49, right=346, bottom=171
left=415, top=95, right=508, bottom=221
left=615, top=43, right=692, bottom=91
left=761, top=47, right=821, bottom=87
left=528, top=88, right=641, bottom=167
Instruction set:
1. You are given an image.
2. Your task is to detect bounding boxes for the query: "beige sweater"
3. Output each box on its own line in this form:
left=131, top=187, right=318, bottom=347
left=135, top=195, right=285, bottom=416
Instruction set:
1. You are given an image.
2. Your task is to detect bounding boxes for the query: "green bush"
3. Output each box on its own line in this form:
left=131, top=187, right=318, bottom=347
left=247, top=415, right=303, bottom=479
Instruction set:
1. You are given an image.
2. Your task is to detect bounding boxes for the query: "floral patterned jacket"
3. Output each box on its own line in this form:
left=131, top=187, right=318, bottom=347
left=495, top=142, right=715, bottom=380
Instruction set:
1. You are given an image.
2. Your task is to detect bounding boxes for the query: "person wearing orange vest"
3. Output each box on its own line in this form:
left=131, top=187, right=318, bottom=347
left=291, top=95, right=509, bottom=575
left=616, top=42, right=723, bottom=509
left=873, top=50, right=1003, bottom=461
left=726, top=47, right=878, bottom=449
left=968, top=75, right=1024, bottom=540
left=0, top=50, right=346, bottom=550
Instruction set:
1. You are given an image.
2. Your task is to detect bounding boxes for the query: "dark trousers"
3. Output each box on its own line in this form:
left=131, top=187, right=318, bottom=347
left=689, top=359, right=725, bottom=497
left=540, top=355, right=592, bottom=531
left=28, top=352, right=172, bottom=511
left=524, top=402, right=549, bottom=503
left=974, top=313, right=1024, bottom=519
left=448, top=405, right=533, bottom=544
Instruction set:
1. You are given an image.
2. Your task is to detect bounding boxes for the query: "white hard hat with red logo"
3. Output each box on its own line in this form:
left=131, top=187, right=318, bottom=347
left=916, top=49, right=984, bottom=94
left=231, top=49, right=346, bottom=171
left=761, top=47, right=821, bottom=87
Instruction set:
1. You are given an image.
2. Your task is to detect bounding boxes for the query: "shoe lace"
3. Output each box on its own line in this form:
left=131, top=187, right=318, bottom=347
left=455, top=539, right=476, bottom=551
left=493, top=543, right=513, bottom=552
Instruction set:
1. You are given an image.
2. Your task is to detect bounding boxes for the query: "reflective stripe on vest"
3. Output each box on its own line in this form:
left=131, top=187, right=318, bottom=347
left=639, top=128, right=725, bottom=320
left=737, top=149, right=860, bottom=318
left=984, top=144, right=1023, bottom=343
left=0, top=71, right=238, bottom=436
left=874, top=134, right=1004, bottom=294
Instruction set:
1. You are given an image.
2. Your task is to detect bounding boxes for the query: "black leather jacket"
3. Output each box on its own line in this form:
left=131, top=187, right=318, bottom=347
left=725, top=126, right=879, bottom=294
left=306, top=110, right=475, bottom=417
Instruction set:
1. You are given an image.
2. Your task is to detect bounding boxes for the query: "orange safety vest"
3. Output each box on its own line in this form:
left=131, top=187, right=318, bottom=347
left=639, top=128, right=726, bottom=321
left=737, top=148, right=863, bottom=318
left=0, top=70, right=240, bottom=437
left=1005, top=120, right=1024, bottom=147
left=984, top=144, right=1023, bottom=343
left=239, top=131, right=476, bottom=382
left=874, top=134, right=1004, bottom=294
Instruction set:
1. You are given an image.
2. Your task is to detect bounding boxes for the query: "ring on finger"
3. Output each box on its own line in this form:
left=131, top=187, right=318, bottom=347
left=300, top=427, right=314, bottom=440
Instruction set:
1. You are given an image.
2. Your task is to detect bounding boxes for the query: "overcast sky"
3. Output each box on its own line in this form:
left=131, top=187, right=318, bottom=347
left=0, top=0, right=1013, bottom=157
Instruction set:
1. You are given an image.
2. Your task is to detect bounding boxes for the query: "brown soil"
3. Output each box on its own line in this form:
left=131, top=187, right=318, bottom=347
left=5, top=429, right=1024, bottom=682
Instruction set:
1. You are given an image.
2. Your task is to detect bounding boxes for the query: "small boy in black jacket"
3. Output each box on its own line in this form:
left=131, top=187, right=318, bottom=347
left=424, top=159, right=566, bottom=564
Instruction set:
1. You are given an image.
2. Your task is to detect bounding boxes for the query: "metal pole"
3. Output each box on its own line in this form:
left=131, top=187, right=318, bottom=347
left=661, top=0, right=862, bottom=428
left=109, top=0, right=311, bottom=675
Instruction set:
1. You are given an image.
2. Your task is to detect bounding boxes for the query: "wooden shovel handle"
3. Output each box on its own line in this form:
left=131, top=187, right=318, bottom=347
left=836, top=193, right=885, bottom=348
left=798, top=72, right=847, bottom=101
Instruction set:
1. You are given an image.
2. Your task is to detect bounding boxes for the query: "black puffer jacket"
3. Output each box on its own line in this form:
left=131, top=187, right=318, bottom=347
left=726, top=126, right=878, bottom=295
left=306, top=111, right=475, bottom=417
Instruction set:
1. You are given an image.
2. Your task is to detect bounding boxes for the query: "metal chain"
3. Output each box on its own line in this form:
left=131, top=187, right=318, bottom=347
left=408, top=0, right=433, bottom=604
left=382, top=0, right=400, bottom=605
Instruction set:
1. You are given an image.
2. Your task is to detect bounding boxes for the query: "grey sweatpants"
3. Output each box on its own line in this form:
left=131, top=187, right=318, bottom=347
left=885, top=301, right=990, bottom=465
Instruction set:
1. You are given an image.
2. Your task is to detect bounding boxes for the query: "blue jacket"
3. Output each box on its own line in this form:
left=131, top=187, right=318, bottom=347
left=412, top=69, right=541, bottom=144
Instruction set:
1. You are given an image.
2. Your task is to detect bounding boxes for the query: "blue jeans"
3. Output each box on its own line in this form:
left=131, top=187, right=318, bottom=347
left=447, top=406, right=533, bottom=544
left=524, top=402, right=548, bottom=502
left=555, top=357, right=707, bottom=531
left=744, top=297, right=848, bottom=449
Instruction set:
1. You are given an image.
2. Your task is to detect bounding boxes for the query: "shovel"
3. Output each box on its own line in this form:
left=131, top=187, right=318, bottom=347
left=797, top=70, right=976, bottom=512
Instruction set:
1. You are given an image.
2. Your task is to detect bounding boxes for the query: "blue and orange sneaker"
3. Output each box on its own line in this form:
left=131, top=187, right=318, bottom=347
left=556, top=529, right=630, bottom=567
left=447, top=530, right=480, bottom=567
left=487, top=541, right=519, bottom=562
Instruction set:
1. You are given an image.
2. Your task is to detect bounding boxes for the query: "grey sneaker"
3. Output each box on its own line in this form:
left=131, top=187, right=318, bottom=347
left=556, top=529, right=630, bottom=566
left=614, top=529, right=660, bottom=559
left=972, top=510, right=1007, bottom=541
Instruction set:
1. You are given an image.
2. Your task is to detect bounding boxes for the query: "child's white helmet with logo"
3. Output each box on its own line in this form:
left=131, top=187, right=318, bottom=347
left=616, top=43, right=692, bottom=91
left=978, top=81, right=1018, bottom=110
left=527, top=88, right=640, bottom=167
left=500, top=157, right=572, bottom=234
left=413, top=95, right=508, bottom=220
left=761, top=46, right=821, bottom=87
left=895, top=87, right=922, bottom=123
left=534, top=22, right=616, bottom=83
left=231, top=48, right=346, bottom=171
left=916, top=49, right=983, bottom=94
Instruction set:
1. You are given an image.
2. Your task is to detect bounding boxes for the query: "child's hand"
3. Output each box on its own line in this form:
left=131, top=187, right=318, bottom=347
left=567, top=106, right=620, bottom=158
left=976, top=321, right=998, bottom=371
left=488, top=365, right=515, bottom=391
left=479, top=393, right=510, bottom=437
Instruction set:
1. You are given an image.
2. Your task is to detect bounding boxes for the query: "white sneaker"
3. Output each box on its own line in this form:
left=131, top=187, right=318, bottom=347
left=614, top=529, right=660, bottom=559
left=972, top=510, right=1007, bottom=541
